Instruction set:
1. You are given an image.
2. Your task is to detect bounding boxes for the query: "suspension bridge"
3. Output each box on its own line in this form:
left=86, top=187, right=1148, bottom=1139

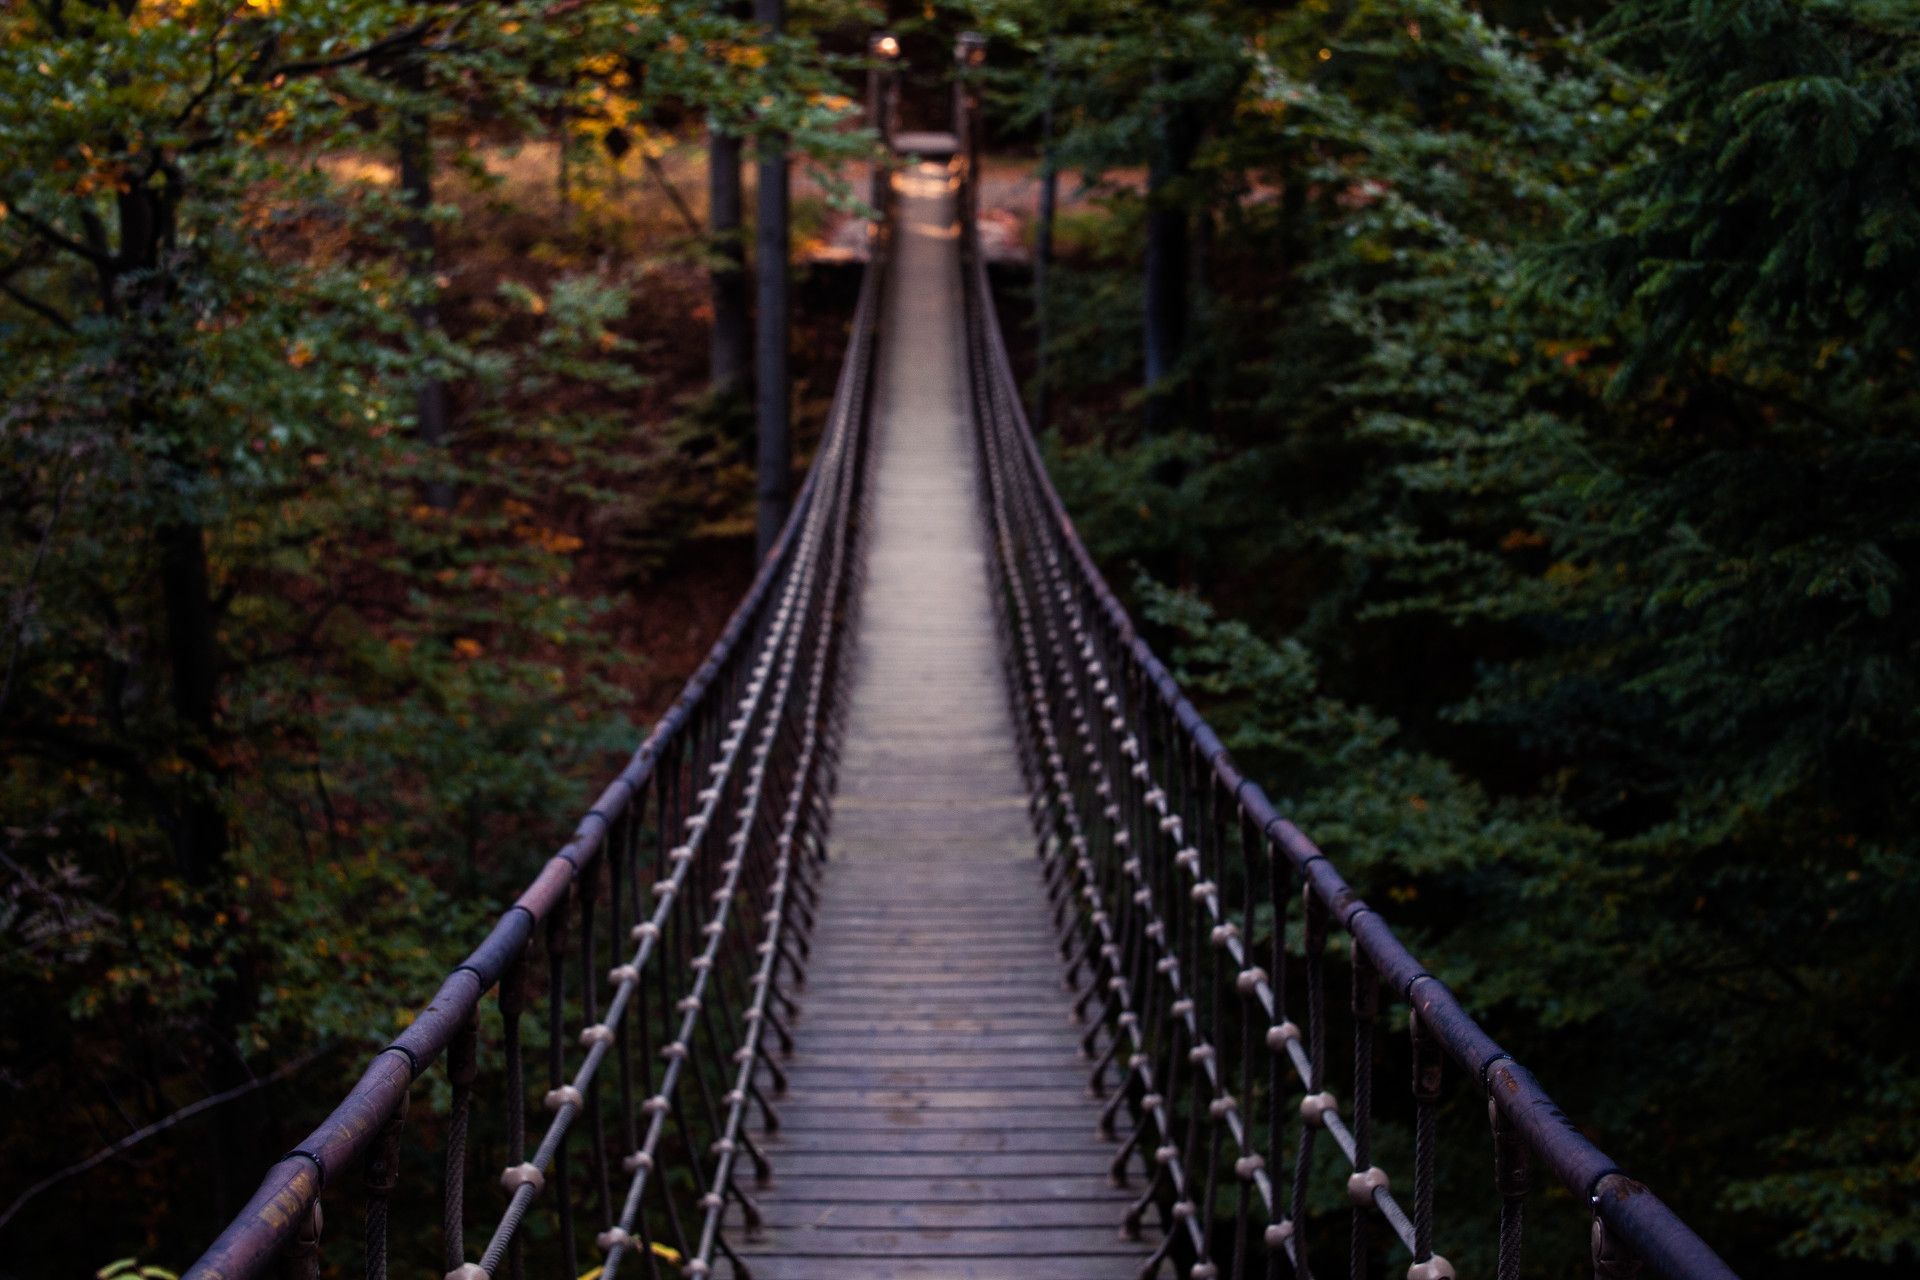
left=183, top=56, right=1740, bottom=1280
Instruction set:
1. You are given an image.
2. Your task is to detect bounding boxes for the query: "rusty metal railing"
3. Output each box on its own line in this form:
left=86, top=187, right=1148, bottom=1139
left=954, top=136, right=1739, bottom=1280
left=185, top=228, right=886, bottom=1280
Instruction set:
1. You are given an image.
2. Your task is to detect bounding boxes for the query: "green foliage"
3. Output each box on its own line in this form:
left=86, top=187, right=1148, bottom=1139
left=1579, top=0, right=1920, bottom=388
left=0, top=0, right=869, bottom=1266
left=985, top=0, right=1920, bottom=1268
left=98, top=1260, right=178, bottom=1280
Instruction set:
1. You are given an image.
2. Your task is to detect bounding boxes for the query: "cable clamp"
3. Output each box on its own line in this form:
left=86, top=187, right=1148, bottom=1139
left=501, top=1163, right=545, bottom=1195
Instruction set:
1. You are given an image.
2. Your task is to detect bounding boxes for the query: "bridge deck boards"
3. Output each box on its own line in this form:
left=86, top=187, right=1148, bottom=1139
left=730, top=166, right=1151, bottom=1279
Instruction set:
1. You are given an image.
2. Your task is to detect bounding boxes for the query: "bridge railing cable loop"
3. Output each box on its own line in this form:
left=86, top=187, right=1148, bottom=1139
left=184, top=218, right=887, bottom=1280
left=952, top=143, right=1738, bottom=1280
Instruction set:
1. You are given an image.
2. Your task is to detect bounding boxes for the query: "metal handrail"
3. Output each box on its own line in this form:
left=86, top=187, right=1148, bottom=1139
left=954, top=146, right=1738, bottom=1280
left=185, top=229, right=888, bottom=1280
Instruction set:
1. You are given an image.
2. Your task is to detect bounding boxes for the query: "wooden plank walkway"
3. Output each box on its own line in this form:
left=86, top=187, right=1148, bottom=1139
left=729, top=165, right=1151, bottom=1280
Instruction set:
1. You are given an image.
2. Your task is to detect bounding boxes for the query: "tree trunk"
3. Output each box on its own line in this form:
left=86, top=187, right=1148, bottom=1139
left=157, top=518, right=260, bottom=1214
left=1033, top=44, right=1058, bottom=432
left=752, top=0, right=790, bottom=563
left=119, top=171, right=260, bottom=1215
left=397, top=49, right=453, bottom=509
left=709, top=125, right=750, bottom=408
left=1189, top=201, right=1213, bottom=431
left=157, top=523, right=228, bottom=885
left=1143, top=68, right=1193, bottom=434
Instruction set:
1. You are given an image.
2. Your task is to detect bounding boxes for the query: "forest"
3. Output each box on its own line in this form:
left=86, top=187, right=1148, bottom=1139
left=2, top=0, right=1916, bottom=1275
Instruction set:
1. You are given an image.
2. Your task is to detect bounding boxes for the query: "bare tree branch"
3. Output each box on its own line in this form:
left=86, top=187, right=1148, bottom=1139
left=262, top=0, right=488, bottom=81
left=3, top=205, right=112, bottom=269
left=0, top=1043, right=334, bottom=1236
left=643, top=149, right=704, bottom=239
left=0, top=280, right=76, bottom=332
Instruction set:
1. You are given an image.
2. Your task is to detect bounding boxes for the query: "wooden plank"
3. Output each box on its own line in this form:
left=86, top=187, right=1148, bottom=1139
left=804, top=922, right=1056, bottom=932
left=781, top=1054, right=1087, bottom=1071
left=735, top=1228, right=1142, bottom=1257
left=778, top=1048, right=1094, bottom=1067
left=773, top=1051, right=1091, bottom=1071
left=804, top=929, right=1060, bottom=943
left=792, top=997, right=1076, bottom=1014
left=748, top=1175, right=1133, bottom=1203
left=792, top=979, right=1070, bottom=994
left=794, top=971, right=1066, bottom=984
left=762, top=1152, right=1117, bottom=1178
left=792, top=967, right=1068, bottom=982
left=794, top=980, right=1073, bottom=993
left=750, top=1200, right=1141, bottom=1231
left=809, top=898, right=1054, bottom=912
left=788, top=1013, right=1083, bottom=1028
left=810, top=914, right=1050, bottom=922
left=796, top=956, right=1067, bottom=969
left=803, top=940, right=1059, bottom=950
left=803, top=916, right=1056, bottom=928
left=782, top=1022, right=1083, bottom=1039
left=778, top=1069, right=1094, bottom=1092
left=799, top=945, right=1067, bottom=960
left=764, top=1130, right=1120, bottom=1155
left=718, top=1258, right=1135, bottom=1280
left=772, top=1088, right=1098, bottom=1110
left=764, top=1106, right=1104, bottom=1126
left=783, top=1019, right=1083, bottom=1036
left=789, top=990, right=1072, bottom=1007
left=798, top=927, right=1063, bottom=942
left=764, top=1110, right=1099, bottom=1133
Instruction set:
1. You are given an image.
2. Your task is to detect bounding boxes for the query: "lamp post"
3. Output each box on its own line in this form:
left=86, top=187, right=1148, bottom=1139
left=955, top=32, right=987, bottom=222
left=867, top=33, right=900, bottom=216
